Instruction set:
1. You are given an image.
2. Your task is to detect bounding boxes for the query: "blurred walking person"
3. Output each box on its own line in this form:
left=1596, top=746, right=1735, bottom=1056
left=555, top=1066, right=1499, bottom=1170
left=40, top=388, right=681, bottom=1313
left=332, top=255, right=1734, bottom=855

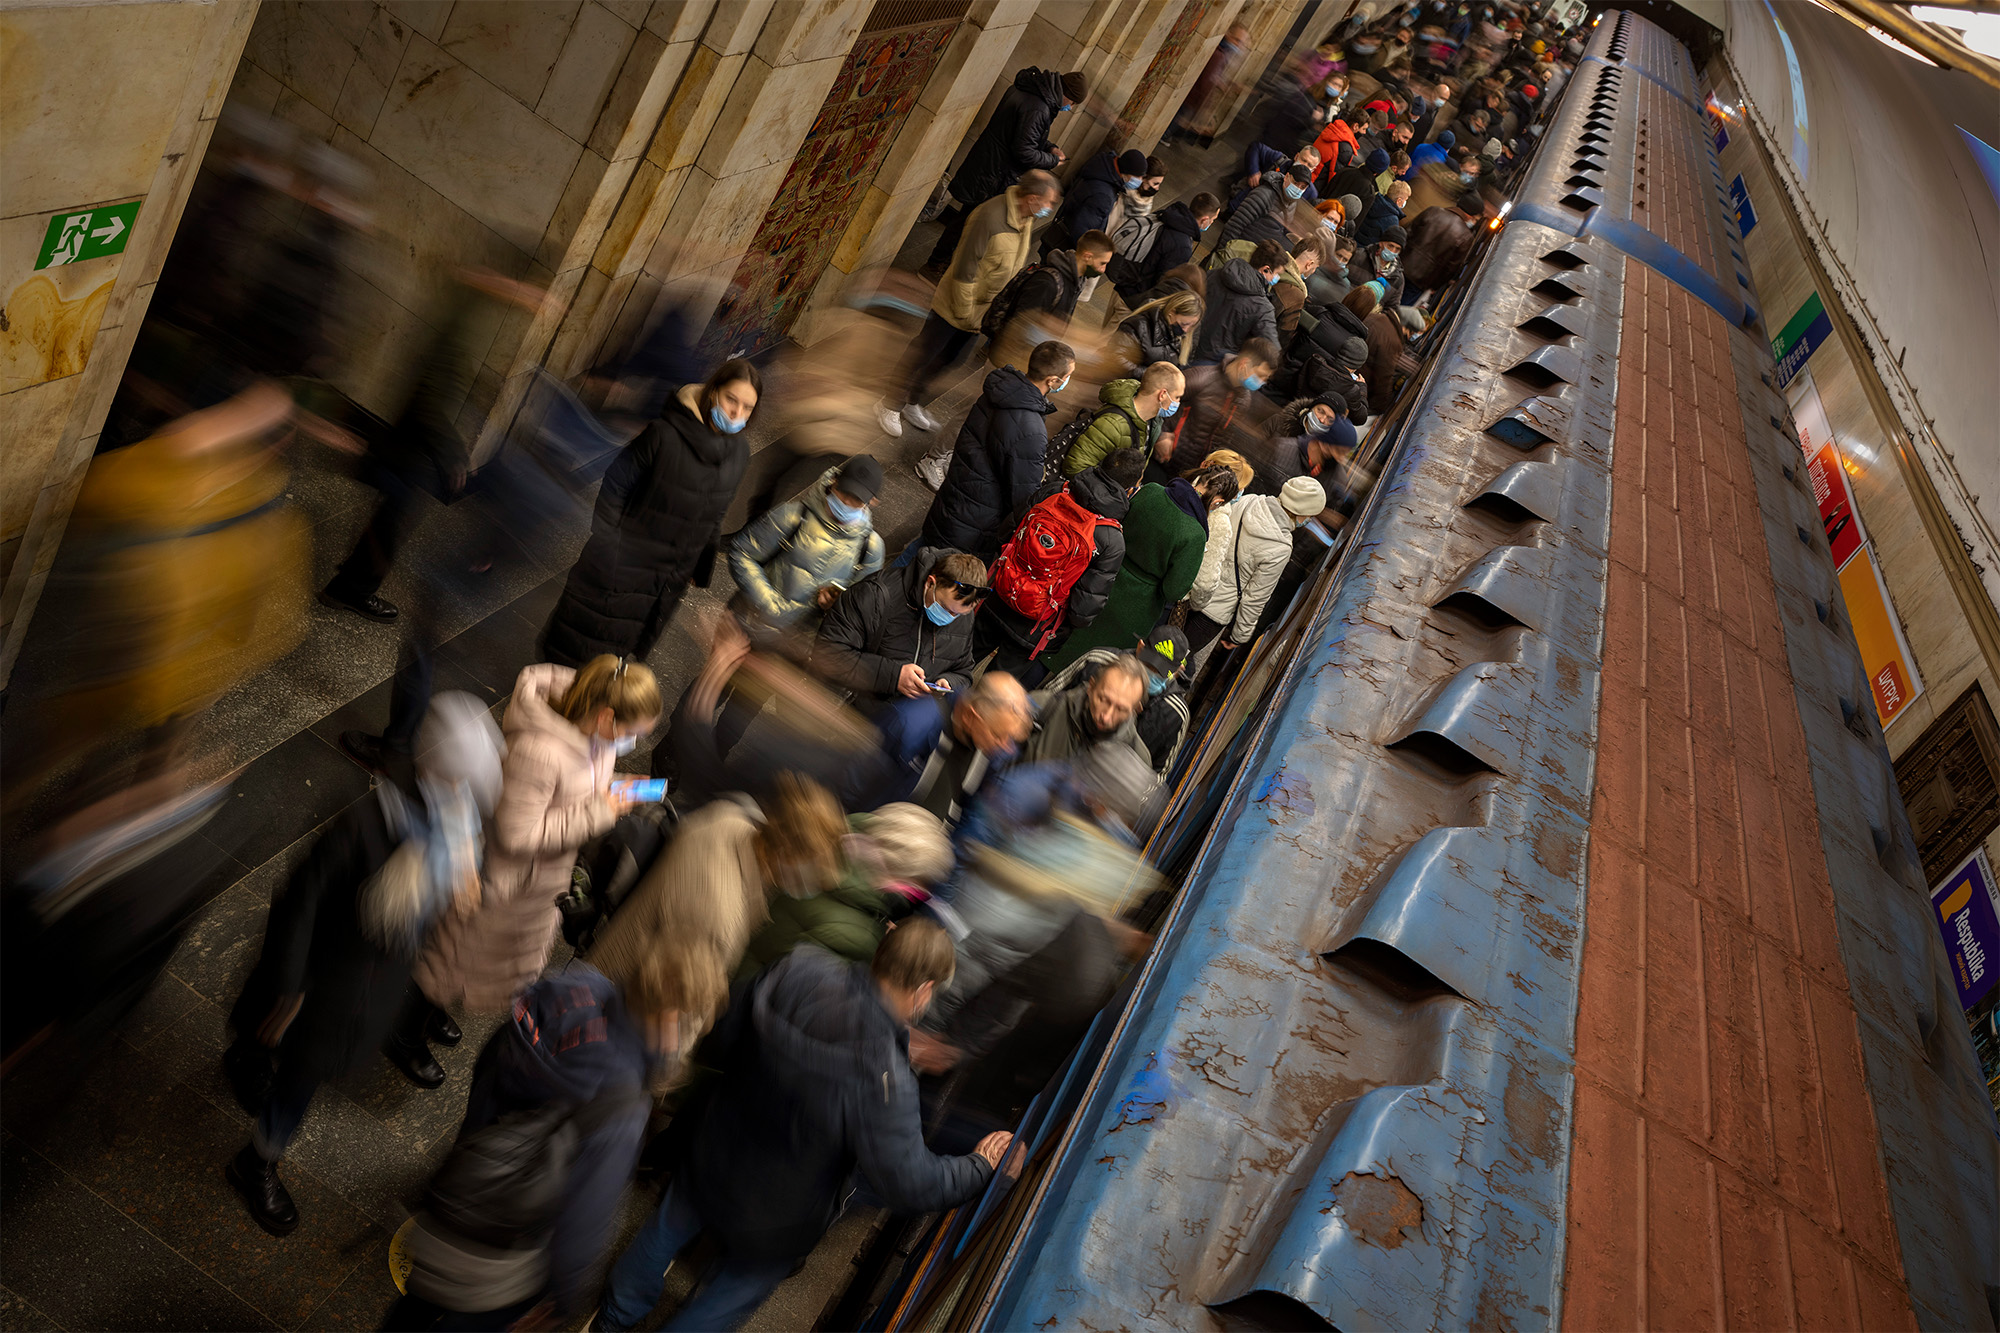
left=540, top=360, right=759, bottom=666
left=592, top=921, right=1008, bottom=1331
left=924, top=69, right=1084, bottom=274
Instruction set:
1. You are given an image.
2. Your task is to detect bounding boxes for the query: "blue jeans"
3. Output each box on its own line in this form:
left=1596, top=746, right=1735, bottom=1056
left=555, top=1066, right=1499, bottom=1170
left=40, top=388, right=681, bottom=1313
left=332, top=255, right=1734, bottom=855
left=597, top=1178, right=793, bottom=1332
left=890, top=535, right=923, bottom=570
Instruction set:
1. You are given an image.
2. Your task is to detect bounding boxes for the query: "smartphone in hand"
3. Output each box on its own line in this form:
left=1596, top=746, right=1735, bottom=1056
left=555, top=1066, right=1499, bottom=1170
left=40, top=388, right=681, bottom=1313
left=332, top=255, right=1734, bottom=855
left=612, top=778, right=668, bottom=803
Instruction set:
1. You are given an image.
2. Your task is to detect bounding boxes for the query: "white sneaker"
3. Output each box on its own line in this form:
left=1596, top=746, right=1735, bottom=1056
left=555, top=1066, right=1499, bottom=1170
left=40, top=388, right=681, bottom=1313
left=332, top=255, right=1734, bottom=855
left=902, top=402, right=941, bottom=433
left=875, top=400, right=904, bottom=438
left=915, top=453, right=950, bottom=491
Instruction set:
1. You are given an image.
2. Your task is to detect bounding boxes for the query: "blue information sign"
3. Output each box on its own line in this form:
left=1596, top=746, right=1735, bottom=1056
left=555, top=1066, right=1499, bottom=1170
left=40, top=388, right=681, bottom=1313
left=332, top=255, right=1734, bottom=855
left=1934, top=851, right=2000, bottom=1011
left=1728, top=174, right=1757, bottom=235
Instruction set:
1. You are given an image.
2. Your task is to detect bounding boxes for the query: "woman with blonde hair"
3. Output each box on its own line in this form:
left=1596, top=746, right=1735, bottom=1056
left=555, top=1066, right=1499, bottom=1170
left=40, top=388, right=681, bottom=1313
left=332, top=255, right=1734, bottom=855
left=1112, top=289, right=1203, bottom=375
left=402, top=655, right=661, bottom=1083
left=586, top=770, right=848, bottom=1074
left=1195, top=449, right=1255, bottom=492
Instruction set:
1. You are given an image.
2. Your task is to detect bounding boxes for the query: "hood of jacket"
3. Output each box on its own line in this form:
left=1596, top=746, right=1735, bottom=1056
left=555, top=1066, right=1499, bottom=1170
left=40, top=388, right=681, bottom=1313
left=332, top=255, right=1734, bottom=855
left=1067, top=465, right=1133, bottom=521
left=505, top=663, right=588, bottom=755
left=983, top=364, right=1055, bottom=416
left=803, top=465, right=876, bottom=536
left=1216, top=257, right=1270, bottom=300
left=1237, top=492, right=1297, bottom=547
left=1076, top=148, right=1122, bottom=193
left=1158, top=200, right=1204, bottom=239
left=1098, top=377, right=1144, bottom=425
left=751, top=946, right=903, bottom=1093
left=489, top=965, right=650, bottom=1107
left=1015, top=66, right=1067, bottom=110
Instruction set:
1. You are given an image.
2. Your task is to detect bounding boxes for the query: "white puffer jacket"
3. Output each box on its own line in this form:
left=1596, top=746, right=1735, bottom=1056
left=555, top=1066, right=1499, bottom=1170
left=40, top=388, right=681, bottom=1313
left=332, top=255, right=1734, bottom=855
left=1188, top=494, right=1295, bottom=643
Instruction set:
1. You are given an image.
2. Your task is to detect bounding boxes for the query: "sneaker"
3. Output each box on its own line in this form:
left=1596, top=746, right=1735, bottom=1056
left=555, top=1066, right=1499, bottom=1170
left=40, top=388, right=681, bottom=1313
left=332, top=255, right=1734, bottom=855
left=914, top=453, right=950, bottom=491
left=901, top=402, right=941, bottom=433
left=875, top=400, right=904, bottom=438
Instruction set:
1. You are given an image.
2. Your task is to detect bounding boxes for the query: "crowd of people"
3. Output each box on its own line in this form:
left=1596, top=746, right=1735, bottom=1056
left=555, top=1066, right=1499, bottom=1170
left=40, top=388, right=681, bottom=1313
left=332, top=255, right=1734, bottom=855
left=2, top=2, right=1579, bottom=1328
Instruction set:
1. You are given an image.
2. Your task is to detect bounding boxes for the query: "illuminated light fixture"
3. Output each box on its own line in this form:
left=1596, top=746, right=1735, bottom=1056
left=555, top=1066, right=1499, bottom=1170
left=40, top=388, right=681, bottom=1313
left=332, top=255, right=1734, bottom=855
left=1911, top=4, right=2000, bottom=56
left=1805, top=0, right=1943, bottom=63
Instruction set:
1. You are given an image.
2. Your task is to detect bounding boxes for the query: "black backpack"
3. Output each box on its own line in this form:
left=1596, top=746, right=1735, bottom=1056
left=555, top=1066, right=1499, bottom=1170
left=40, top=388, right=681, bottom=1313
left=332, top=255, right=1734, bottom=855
left=560, top=802, right=678, bottom=949
left=1040, top=405, right=1147, bottom=483
left=981, top=262, right=1046, bottom=339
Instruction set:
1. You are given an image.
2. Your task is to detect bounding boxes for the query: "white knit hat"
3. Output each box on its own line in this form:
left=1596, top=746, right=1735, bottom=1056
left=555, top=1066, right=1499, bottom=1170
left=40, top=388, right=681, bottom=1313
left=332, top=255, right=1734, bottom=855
left=1281, top=476, right=1328, bottom=517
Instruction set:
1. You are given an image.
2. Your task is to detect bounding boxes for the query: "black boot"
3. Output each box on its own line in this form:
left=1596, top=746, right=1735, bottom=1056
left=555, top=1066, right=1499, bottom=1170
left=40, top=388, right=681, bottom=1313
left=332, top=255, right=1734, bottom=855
left=426, top=1007, right=462, bottom=1048
left=386, top=1038, right=445, bottom=1089
left=226, top=1145, right=299, bottom=1236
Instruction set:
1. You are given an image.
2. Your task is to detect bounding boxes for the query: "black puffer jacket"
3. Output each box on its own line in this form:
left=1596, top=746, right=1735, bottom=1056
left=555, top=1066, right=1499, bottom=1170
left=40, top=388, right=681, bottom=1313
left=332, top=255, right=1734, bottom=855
left=922, top=366, right=1057, bottom=560
left=951, top=68, right=1065, bottom=207
left=980, top=466, right=1130, bottom=648
left=812, top=547, right=981, bottom=704
left=682, top=948, right=991, bottom=1261
left=1109, top=200, right=1203, bottom=305
left=542, top=390, right=747, bottom=665
left=1213, top=177, right=1293, bottom=253
left=1040, top=149, right=1122, bottom=257
left=1190, top=258, right=1280, bottom=365
left=1115, top=306, right=1188, bottom=372
left=1282, top=302, right=1371, bottom=427
left=1004, top=250, right=1083, bottom=326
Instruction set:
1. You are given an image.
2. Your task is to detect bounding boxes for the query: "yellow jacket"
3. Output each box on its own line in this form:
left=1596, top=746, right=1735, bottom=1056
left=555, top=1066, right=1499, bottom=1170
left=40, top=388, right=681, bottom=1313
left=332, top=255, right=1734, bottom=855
left=932, top=186, right=1037, bottom=333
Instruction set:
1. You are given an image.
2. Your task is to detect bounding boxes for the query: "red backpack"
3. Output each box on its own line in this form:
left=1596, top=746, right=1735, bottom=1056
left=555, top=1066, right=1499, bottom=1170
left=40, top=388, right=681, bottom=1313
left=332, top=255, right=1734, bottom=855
left=991, top=491, right=1117, bottom=657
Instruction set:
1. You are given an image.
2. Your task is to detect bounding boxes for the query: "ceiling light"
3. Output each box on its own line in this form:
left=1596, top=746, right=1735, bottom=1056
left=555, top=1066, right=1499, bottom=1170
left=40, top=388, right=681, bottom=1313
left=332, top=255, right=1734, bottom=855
left=1911, top=4, right=2000, bottom=57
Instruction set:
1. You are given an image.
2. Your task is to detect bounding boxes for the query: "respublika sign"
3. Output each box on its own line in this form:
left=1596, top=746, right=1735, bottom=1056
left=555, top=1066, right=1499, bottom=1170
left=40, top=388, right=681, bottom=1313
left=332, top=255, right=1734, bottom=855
left=1933, top=849, right=2000, bottom=1011
left=1771, top=290, right=1832, bottom=388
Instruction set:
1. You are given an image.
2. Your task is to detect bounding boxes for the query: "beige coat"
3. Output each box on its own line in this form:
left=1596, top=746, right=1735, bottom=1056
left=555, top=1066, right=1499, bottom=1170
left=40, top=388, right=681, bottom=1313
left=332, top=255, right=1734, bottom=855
left=933, top=186, right=1037, bottom=333
left=415, top=664, right=615, bottom=1013
left=586, top=798, right=769, bottom=1045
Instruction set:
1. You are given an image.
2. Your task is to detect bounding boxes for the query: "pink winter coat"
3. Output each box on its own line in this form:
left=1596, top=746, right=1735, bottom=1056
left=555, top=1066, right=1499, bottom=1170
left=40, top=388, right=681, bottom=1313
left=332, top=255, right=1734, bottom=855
left=414, top=664, right=616, bottom=1013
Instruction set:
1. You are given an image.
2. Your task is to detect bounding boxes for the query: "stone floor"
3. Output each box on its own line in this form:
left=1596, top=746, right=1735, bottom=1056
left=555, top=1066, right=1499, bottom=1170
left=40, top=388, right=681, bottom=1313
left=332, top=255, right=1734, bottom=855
left=0, top=115, right=1256, bottom=1331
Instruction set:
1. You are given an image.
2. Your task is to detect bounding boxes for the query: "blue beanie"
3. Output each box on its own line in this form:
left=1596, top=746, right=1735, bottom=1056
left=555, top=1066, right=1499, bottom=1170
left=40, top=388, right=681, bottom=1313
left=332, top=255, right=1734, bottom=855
left=1438, top=130, right=1456, bottom=150
left=1365, top=148, right=1391, bottom=172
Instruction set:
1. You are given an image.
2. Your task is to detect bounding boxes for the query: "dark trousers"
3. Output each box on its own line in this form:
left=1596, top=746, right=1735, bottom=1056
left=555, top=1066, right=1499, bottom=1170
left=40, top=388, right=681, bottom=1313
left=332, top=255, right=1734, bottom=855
left=383, top=637, right=434, bottom=753
left=926, top=201, right=971, bottom=268
left=974, top=613, right=1050, bottom=688
left=1184, top=610, right=1229, bottom=655
left=902, top=313, right=978, bottom=408
left=327, top=463, right=424, bottom=602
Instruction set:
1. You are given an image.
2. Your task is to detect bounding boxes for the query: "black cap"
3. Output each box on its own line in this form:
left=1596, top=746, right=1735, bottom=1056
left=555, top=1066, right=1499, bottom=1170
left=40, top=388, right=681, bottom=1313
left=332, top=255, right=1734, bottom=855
left=833, top=454, right=884, bottom=502
left=1136, top=625, right=1192, bottom=676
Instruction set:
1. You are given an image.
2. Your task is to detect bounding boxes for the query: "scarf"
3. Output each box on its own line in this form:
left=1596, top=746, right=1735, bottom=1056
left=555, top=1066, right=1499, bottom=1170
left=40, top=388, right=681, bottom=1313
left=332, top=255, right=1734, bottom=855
left=1164, top=477, right=1210, bottom=533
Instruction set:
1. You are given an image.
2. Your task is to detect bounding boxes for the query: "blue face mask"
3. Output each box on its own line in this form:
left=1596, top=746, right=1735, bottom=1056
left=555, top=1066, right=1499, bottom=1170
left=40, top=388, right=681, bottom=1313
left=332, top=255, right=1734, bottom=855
left=1158, top=399, right=1180, bottom=418
left=827, top=493, right=868, bottom=525
left=1265, top=271, right=1281, bottom=287
left=1199, top=219, right=1212, bottom=231
left=1284, top=183, right=1305, bottom=200
left=1145, top=671, right=1169, bottom=697
left=1055, top=373, right=1071, bottom=393
left=1122, top=176, right=1143, bottom=190
left=1241, top=373, right=1265, bottom=392
left=710, top=406, right=746, bottom=434
left=1459, top=171, right=1475, bottom=185
left=1034, top=205, right=1053, bottom=219
left=924, top=598, right=959, bottom=626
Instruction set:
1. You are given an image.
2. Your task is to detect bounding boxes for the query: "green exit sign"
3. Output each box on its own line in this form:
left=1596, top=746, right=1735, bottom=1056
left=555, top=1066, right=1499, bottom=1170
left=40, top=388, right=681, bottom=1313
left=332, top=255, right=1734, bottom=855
left=35, top=201, right=141, bottom=270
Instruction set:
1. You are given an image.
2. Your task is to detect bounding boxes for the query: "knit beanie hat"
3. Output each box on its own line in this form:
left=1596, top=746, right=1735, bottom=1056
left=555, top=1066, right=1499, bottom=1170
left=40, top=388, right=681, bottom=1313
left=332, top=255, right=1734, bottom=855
left=1281, top=476, right=1329, bottom=517
left=1116, top=148, right=1148, bottom=177
left=1365, top=148, right=1392, bottom=172
left=1381, top=224, right=1408, bottom=246
left=1336, top=336, right=1369, bottom=369
left=1438, top=129, right=1456, bottom=150
left=1061, top=71, right=1088, bottom=103
left=1338, top=193, right=1364, bottom=224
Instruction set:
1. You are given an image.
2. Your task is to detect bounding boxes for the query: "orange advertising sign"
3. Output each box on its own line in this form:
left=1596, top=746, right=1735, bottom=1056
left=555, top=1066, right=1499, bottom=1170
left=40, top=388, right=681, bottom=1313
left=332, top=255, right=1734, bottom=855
left=1837, top=547, right=1921, bottom=726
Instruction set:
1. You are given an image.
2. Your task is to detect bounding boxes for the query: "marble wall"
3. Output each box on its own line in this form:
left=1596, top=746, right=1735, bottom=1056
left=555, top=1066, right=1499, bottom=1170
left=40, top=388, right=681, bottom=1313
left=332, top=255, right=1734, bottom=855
left=0, top=0, right=258, bottom=684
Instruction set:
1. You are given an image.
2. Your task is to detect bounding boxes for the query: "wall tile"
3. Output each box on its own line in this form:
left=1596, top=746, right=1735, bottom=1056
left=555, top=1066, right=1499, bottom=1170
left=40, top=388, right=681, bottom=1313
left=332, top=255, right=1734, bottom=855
left=643, top=0, right=716, bottom=45
left=241, top=1, right=362, bottom=119
left=228, top=54, right=286, bottom=114
left=587, top=26, right=670, bottom=160
left=371, top=36, right=585, bottom=251
left=538, top=2, right=638, bottom=143
left=646, top=44, right=743, bottom=172
left=600, top=0, right=649, bottom=24
left=0, top=2, right=214, bottom=218
left=2, top=377, right=83, bottom=541
left=755, top=0, right=870, bottom=69
left=697, top=0, right=776, bottom=56
left=387, top=0, right=454, bottom=43
left=437, top=0, right=580, bottom=110
left=694, top=54, right=845, bottom=180
left=272, top=83, right=338, bottom=142
left=591, top=160, right=666, bottom=276
left=538, top=148, right=613, bottom=271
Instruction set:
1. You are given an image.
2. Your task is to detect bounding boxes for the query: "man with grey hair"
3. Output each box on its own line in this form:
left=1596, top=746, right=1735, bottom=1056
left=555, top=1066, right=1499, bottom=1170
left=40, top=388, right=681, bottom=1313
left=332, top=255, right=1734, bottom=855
left=842, top=670, right=1034, bottom=827
left=1018, top=653, right=1152, bottom=767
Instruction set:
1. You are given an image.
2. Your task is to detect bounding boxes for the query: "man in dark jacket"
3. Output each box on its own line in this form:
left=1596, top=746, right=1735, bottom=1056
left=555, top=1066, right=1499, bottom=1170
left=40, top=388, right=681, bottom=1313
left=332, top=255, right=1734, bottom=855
left=1400, top=189, right=1484, bottom=299
left=1162, top=339, right=1281, bottom=478
left=1210, top=165, right=1313, bottom=256
left=1347, top=224, right=1407, bottom=308
left=1041, top=147, right=1145, bottom=259
left=926, top=67, right=1085, bottom=271
left=390, top=966, right=655, bottom=1330
left=1108, top=193, right=1217, bottom=308
left=593, top=923, right=1007, bottom=1332
left=1035, top=626, right=1193, bottom=777
left=1355, top=179, right=1410, bottom=247
left=1328, top=147, right=1392, bottom=213
left=841, top=671, right=1034, bottom=824
left=975, top=449, right=1143, bottom=679
left=920, top=343, right=1070, bottom=559
left=1189, top=240, right=1285, bottom=365
left=998, top=236, right=1112, bottom=341
left=1019, top=652, right=1153, bottom=768
left=812, top=548, right=987, bottom=709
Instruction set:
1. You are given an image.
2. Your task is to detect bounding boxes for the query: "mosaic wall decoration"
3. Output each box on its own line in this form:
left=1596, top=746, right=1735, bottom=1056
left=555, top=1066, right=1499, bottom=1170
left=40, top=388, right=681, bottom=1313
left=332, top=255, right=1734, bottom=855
left=704, top=9, right=963, bottom=358
left=1116, top=0, right=1212, bottom=141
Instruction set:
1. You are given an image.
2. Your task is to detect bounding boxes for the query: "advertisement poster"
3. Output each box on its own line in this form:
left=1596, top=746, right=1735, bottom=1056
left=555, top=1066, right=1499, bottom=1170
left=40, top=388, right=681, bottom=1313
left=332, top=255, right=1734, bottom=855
left=1805, top=442, right=1863, bottom=567
left=1837, top=549, right=1922, bottom=725
left=1933, top=849, right=2000, bottom=1011
left=1772, top=292, right=1833, bottom=388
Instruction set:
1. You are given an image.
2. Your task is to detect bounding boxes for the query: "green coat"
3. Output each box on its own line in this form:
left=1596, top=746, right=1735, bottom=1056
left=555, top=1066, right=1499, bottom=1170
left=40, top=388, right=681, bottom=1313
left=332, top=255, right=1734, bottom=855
left=1062, top=379, right=1161, bottom=476
left=734, top=870, right=909, bottom=980
left=1045, top=482, right=1205, bottom=672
